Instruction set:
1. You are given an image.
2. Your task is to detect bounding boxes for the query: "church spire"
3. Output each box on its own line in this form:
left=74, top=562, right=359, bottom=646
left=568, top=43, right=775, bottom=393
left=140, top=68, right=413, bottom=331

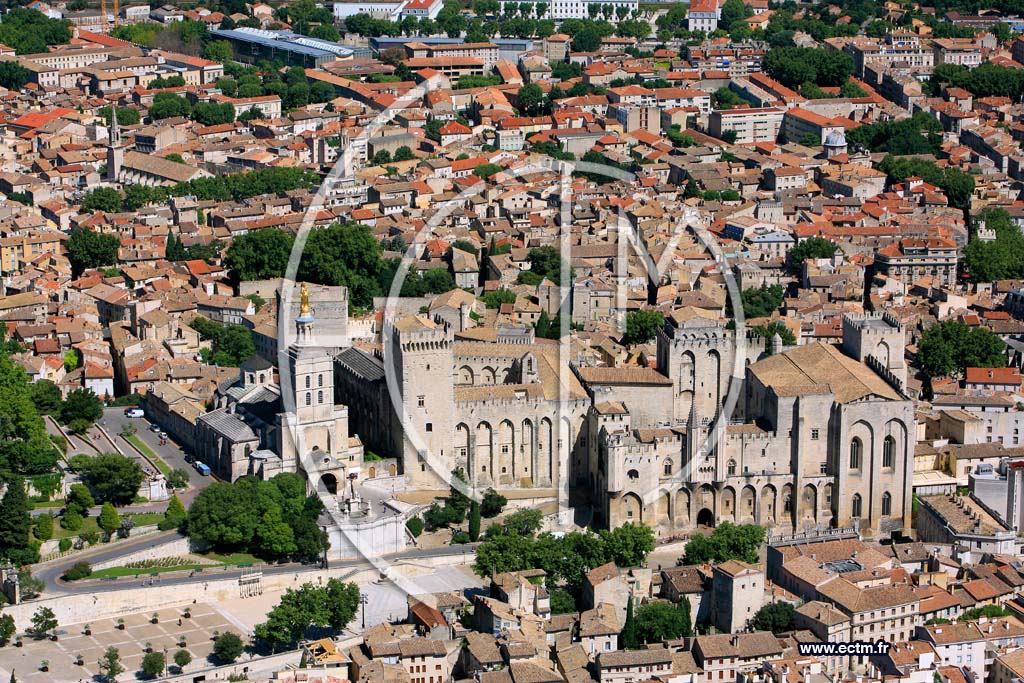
left=109, top=103, right=121, bottom=147
left=106, top=102, right=124, bottom=183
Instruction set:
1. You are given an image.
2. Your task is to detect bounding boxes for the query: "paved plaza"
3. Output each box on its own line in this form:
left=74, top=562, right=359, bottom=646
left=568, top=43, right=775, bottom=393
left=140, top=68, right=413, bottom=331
left=0, top=602, right=244, bottom=683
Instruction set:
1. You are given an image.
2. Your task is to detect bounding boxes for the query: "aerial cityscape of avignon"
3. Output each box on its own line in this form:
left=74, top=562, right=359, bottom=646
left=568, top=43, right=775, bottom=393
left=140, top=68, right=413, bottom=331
left=3, top=0, right=1024, bottom=681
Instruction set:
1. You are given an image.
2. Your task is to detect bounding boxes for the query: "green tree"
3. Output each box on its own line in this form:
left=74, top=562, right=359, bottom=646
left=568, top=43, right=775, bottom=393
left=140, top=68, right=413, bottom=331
left=964, top=208, right=1024, bottom=282
left=98, top=646, right=124, bottom=682
left=29, top=380, right=62, bottom=415
left=62, top=561, right=93, bottom=581
left=788, top=236, right=837, bottom=275
left=30, top=607, right=56, bottom=638
left=473, top=163, right=503, bottom=179
left=752, top=322, right=796, bottom=350
left=0, top=62, right=30, bottom=90
left=325, top=578, right=360, bottom=630
left=623, top=309, right=664, bottom=345
left=298, top=222, right=384, bottom=309
left=148, top=92, right=192, bottom=120
left=634, top=601, right=691, bottom=644
left=527, top=245, right=572, bottom=284
left=255, top=506, right=297, bottom=559
left=549, top=588, right=576, bottom=614
left=749, top=602, right=795, bottom=633
left=173, top=649, right=192, bottom=670
left=60, top=388, right=103, bottom=425
left=918, top=320, right=1006, bottom=381
left=393, top=145, right=415, bottom=161
left=98, top=106, right=140, bottom=127
left=599, top=523, right=655, bottom=567
left=517, top=82, right=544, bottom=115
left=66, top=228, right=120, bottom=277
left=621, top=596, right=638, bottom=648
left=406, top=516, right=424, bottom=537
left=33, top=514, right=53, bottom=542
left=141, top=651, right=165, bottom=678
left=468, top=500, right=481, bottom=541
left=78, top=453, right=144, bottom=505
left=203, top=40, right=234, bottom=64
left=481, top=489, right=507, bottom=517
left=213, top=631, right=244, bottom=663
left=0, top=480, right=34, bottom=565
left=67, top=483, right=94, bottom=511
left=572, top=24, right=600, bottom=51
left=0, top=614, right=15, bottom=645
left=98, top=502, right=120, bottom=536
left=739, top=284, right=785, bottom=319
left=682, top=522, right=764, bottom=564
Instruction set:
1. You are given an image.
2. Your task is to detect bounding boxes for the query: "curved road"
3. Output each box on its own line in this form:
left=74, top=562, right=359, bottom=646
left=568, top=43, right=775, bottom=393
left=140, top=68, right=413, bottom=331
left=36, top=532, right=479, bottom=595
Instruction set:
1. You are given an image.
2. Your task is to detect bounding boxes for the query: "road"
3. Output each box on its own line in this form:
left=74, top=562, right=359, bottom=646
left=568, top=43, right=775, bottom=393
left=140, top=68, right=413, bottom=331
left=35, top=531, right=480, bottom=595
left=103, top=406, right=199, bottom=483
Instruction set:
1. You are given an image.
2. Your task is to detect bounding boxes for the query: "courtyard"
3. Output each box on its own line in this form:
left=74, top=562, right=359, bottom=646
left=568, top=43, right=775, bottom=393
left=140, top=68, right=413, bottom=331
left=0, top=602, right=246, bottom=683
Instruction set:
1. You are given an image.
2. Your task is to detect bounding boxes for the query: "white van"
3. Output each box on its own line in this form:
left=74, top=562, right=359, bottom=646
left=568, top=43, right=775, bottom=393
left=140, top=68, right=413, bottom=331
left=125, top=408, right=144, bottom=418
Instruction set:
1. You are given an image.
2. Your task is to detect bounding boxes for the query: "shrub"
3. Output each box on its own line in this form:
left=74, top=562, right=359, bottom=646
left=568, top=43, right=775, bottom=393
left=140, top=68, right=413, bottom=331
left=62, top=562, right=92, bottom=581
left=405, top=516, right=424, bottom=538
left=33, top=514, right=53, bottom=541
left=451, top=531, right=471, bottom=544
left=58, top=537, right=72, bottom=552
left=60, top=510, right=84, bottom=531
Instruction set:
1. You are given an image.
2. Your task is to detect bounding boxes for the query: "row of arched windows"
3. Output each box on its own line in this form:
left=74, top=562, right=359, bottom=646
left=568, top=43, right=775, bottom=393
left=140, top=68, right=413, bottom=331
left=304, top=391, right=325, bottom=406
left=304, top=374, right=325, bottom=389
left=850, top=492, right=892, bottom=517
left=849, top=436, right=897, bottom=470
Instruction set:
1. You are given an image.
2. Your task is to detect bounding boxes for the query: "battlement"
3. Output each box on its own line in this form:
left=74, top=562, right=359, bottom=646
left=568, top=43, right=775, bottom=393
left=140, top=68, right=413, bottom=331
left=843, top=311, right=903, bottom=333
left=865, top=354, right=905, bottom=397
left=384, top=314, right=453, bottom=352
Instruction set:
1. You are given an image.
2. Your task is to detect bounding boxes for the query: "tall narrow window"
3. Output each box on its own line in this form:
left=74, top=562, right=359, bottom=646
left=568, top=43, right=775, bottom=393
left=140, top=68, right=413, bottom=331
left=318, top=390, right=323, bottom=404
left=318, top=374, right=323, bottom=387
left=850, top=437, right=862, bottom=470
left=305, top=375, right=310, bottom=389
left=852, top=493, right=862, bottom=518
left=882, top=492, right=892, bottom=516
left=883, top=436, right=895, bottom=468
left=727, top=459, right=736, bottom=476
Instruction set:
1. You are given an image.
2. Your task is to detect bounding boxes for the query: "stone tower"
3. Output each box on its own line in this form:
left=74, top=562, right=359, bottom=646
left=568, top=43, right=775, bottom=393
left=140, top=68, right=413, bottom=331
left=107, top=104, right=124, bottom=183
left=657, top=315, right=742, bottom=421
left=279, top=282, right=360, bottom=496
left=841, top=312, right=907, bottom=394
left=386, top=315, right=455, bottom=490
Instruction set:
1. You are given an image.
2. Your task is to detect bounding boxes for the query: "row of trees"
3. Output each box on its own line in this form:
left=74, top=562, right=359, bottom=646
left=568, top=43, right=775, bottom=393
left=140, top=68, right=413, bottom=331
left=473, top=510, right=655, bottom=597
left=186, top=474, right=329, bottom=561
left=224, top=223, right=457, bottom=311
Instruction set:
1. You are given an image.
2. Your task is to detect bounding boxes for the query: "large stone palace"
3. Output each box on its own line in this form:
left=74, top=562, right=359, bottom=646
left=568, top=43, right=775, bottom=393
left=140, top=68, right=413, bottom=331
left=199, top=281, right=915, bottom=539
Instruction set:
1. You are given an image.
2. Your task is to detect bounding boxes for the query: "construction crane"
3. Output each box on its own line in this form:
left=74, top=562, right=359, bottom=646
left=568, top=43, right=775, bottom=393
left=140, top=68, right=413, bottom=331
left=100, top=0, right=120, bottom=31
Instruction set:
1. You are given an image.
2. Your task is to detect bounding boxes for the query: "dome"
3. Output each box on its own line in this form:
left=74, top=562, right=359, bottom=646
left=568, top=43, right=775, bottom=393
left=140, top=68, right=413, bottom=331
left=824, top=130, right=847, bottom=147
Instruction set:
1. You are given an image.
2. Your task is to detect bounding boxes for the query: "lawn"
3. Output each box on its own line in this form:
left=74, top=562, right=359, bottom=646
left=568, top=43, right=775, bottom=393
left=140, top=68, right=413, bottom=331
left=91, top=563, right=209, bottom=579
left=51, top=511, right=165, bottom=539
left=32, top=499, right=64, bottom=509
left=125, top=434, right=172, bottom=476
left=87, top=552, right=262, bottom=580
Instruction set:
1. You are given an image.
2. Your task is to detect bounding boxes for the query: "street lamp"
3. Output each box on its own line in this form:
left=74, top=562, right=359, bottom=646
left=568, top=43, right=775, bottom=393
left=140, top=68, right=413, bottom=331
left=360, top=591, right=369, bottom=629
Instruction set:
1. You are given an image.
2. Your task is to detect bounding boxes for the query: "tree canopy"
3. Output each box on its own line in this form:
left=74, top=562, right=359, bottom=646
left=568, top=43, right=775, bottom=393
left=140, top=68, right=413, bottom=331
left=681, top=522, right=764, bottom=565
left=224, top=228, right=296, bottom=282
left=66, top=228, right=120, bottom=278
left=254, top=579, right=360, bottom=651
left=917, top=319, right=1005, bottom=381
left=623, top=310, right=665, bottom=345
left=77, top=453, right=144, bottom=506
left=749, top=602, right=795, bottom=633
left=187, top=473, right=328, bottom=561
left=964, top=208, right=1024, bottom=282
left=0, top=9, right=71, bottom=54
left=788, top=237, right=838, bottom=275
left=877, top=156, right=975, bottom=210
left=763, top=47, right=854, bottom=88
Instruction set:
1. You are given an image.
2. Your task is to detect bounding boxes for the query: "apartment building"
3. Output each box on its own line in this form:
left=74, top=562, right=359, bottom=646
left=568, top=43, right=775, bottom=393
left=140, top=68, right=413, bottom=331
left=404, top=41, right=500, bottom=68
left=708, top=107, right=784, bottom=144
left=782, top=107, right=848, bottom=145
left=688, top=0, right=721, bottom=33
left=816, top=579, right=921, bottom=665
left=932, top=38, right=983, bottom=66
left=874, top=237, right=959, bottom=289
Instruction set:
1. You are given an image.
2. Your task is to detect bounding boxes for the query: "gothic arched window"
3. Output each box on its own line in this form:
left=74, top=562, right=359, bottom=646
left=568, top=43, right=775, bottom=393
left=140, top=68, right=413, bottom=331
left=882, top=492, right=892, bottom=516
left=883, top=436, right=895, bottom=468
left=851, top=493, right=862, bottom=518
left=850, top=437, right=862, bottom=470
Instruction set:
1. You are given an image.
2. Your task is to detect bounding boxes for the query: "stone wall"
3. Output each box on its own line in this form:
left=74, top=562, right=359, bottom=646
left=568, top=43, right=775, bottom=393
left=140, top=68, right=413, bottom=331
left=90, top=533, right=194, bottom=571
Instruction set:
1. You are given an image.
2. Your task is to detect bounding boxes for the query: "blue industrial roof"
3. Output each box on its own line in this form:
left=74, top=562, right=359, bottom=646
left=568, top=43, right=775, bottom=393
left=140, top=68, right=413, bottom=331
left=212, top=27, right=358, bottom=59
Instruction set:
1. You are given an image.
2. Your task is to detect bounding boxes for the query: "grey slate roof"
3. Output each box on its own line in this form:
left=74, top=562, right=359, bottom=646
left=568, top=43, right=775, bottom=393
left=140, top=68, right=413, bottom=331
left=336, top=346, right=385, bottom=382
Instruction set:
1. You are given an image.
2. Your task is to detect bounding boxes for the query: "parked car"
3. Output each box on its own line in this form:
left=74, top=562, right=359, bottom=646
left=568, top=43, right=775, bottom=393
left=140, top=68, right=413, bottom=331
left=149, top=424, right=161, bottom=433
left=125, top=408, right=144, bottom=418
left=158, top=431, right=168, bottom=440
left=195, top=462, right=211, bottom=476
